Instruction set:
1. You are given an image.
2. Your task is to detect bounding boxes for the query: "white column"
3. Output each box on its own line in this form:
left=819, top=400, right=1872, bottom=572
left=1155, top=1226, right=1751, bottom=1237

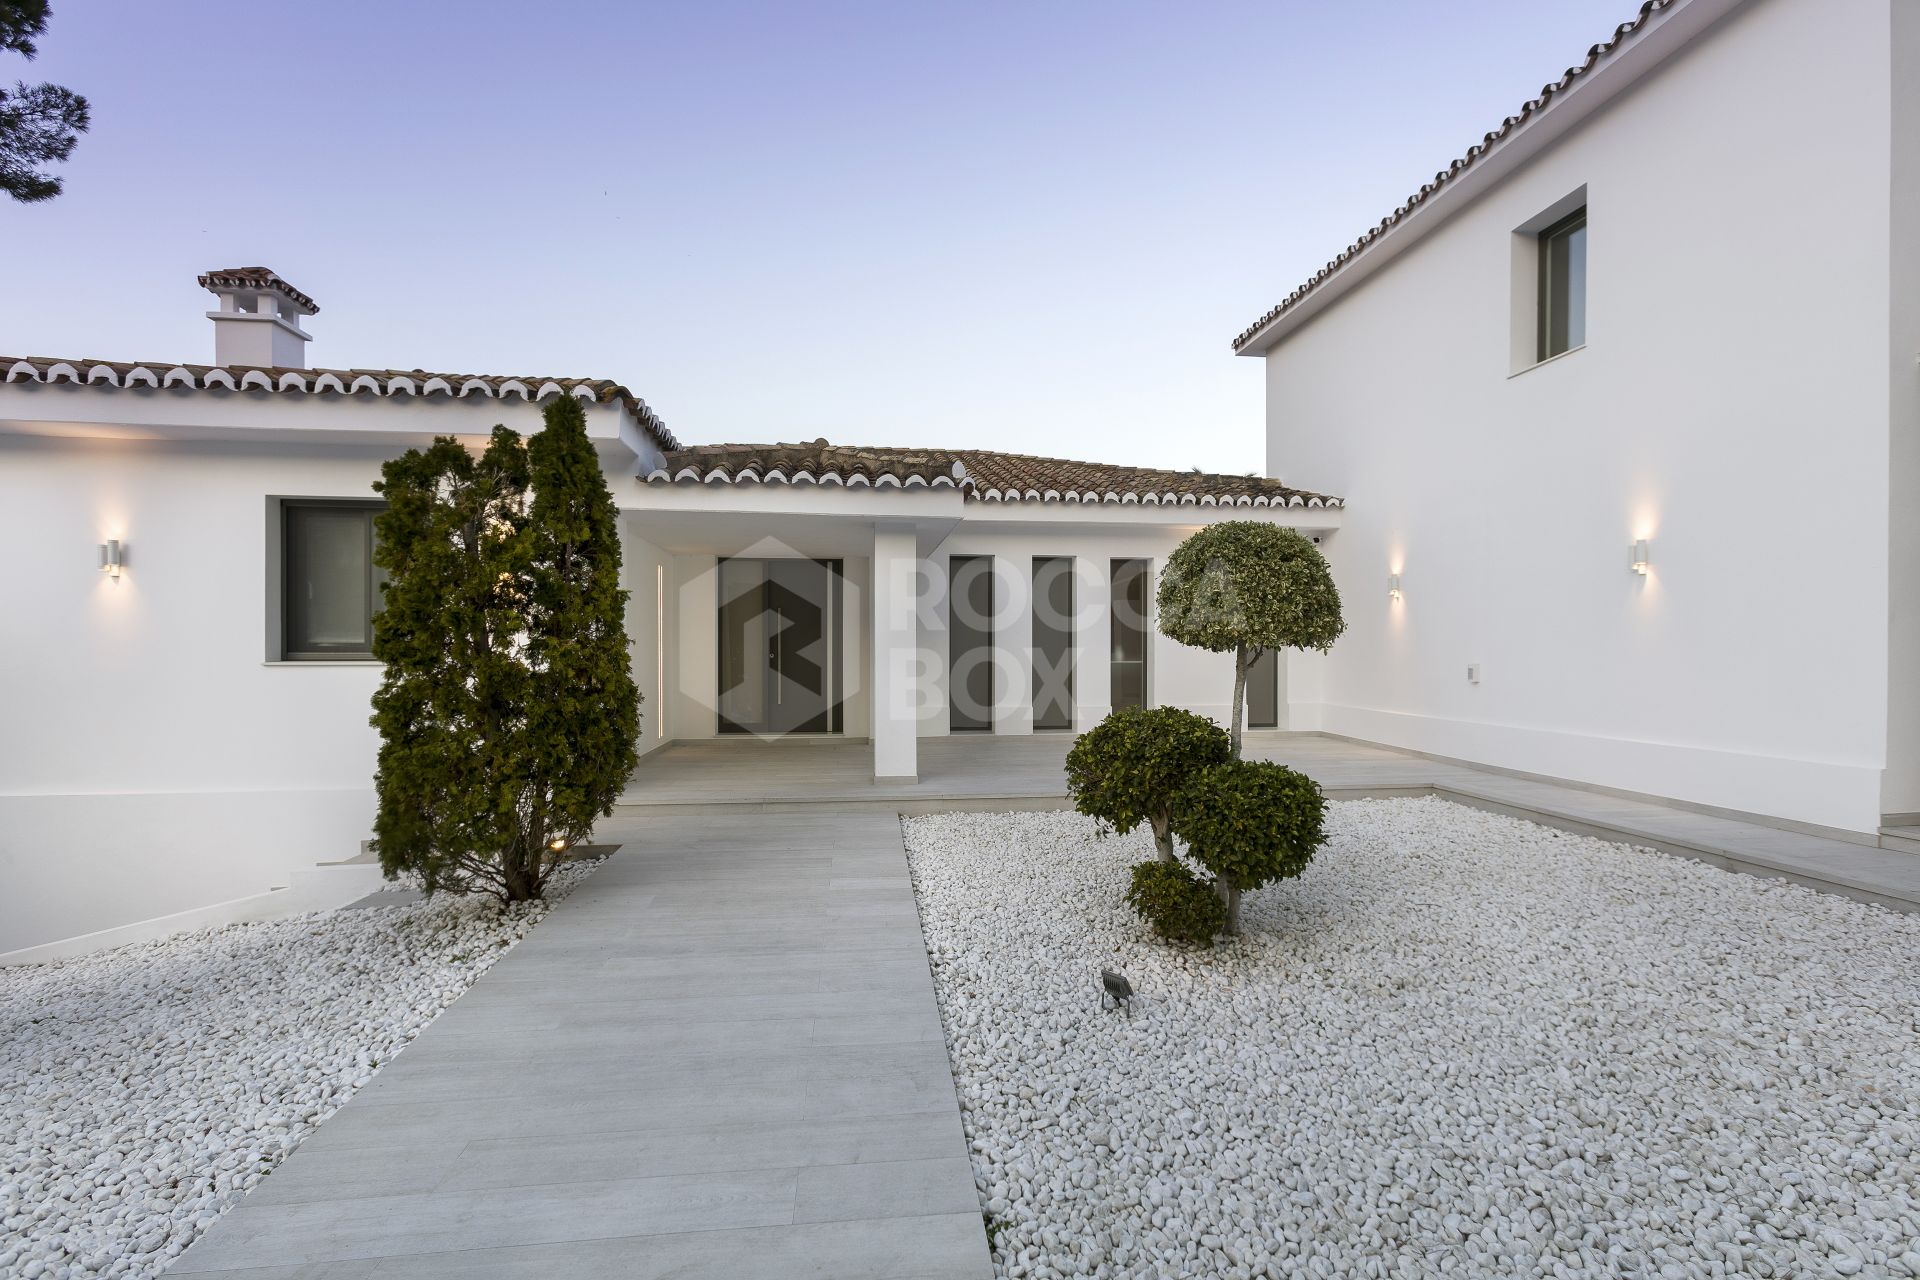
left=1075, top=553, right=1111, bottom=730
left=871, top=525, right=920, bottom=780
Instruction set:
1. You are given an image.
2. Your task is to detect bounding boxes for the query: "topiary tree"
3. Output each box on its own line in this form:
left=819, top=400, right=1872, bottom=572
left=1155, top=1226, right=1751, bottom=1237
left=1065, top=706, right=1230, bottom=862
left=1126, top=859, right=1227, bottom=946
left=1156, top=521, right=1345, bottom=758
left=1172, top=759, right=1326, bottom=934
left=369, top=394, right=641, bottom=904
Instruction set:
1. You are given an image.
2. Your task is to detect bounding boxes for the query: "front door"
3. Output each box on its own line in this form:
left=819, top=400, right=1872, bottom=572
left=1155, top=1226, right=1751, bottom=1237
left=718, top=558, right=841, bottom=735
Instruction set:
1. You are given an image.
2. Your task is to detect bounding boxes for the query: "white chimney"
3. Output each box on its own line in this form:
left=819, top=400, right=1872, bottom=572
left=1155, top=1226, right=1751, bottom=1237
left=198, top=267, right=318, bottom=369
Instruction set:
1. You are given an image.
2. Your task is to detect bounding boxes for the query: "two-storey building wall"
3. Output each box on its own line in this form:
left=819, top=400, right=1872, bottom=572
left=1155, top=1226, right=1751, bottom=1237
left=1265, top=0, right=1899, bottom=831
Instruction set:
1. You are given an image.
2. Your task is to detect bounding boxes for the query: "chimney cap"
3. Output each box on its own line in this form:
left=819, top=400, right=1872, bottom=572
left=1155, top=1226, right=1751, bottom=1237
left=197, top=266, right=319, bottom=316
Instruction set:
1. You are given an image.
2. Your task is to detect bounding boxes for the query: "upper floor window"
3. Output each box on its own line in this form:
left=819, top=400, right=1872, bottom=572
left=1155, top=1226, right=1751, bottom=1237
left=1536, top=207, right=1587, bottom=361
left=281, top=501, right=385, bottom=659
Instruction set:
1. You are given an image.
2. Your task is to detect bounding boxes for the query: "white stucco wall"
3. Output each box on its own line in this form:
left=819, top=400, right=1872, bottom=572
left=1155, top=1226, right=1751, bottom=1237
left=1885, top=0, right=1920, bottom=819
left=2, top=416, right=663, bottom=955
left=1262, top=0, right=1895, bottom=831
left=0, top=436, right=393, bottom=952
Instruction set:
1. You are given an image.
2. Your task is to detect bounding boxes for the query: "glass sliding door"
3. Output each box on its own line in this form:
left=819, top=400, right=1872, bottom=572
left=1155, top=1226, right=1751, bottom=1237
left=716, top=558, right=842, bottom=735
left=1032, top=556, right=1074, bottom=730
left=1246, top=647, right=1279, bottom=729
left=948, top=555, right=996, bottom=732
left=1110, top=558, right=1149, bottom=710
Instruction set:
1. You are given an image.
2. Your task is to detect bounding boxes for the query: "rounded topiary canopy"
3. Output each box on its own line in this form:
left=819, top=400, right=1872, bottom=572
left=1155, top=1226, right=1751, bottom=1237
left=1172, top=759, right=1327, bottom=895
left=1156, top=521, right=1345, bottom=655
left=1065, top=705, right=1230, bottom=839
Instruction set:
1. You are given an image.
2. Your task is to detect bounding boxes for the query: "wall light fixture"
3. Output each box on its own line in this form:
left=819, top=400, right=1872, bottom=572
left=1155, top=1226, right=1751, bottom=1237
left=99, top=539, right=124, bottom=579
left=1630, top=540, right=1650, bottom=575
left=1388, top=572, right=1402, bottom=600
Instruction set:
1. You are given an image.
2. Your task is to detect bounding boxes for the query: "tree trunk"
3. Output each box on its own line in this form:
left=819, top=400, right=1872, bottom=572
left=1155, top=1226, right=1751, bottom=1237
left=1150, top=812, right=1174, bottom=863
left=501, top=836, right=544, bottom=903
left=1229, top=645, right=1249, bottom=760
left=1215, top=877, right=1242, bottom=935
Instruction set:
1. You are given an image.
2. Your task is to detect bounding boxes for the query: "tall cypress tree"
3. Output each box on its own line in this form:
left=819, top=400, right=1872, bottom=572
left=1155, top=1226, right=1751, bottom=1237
left=370, top=397, right=640, bottom=903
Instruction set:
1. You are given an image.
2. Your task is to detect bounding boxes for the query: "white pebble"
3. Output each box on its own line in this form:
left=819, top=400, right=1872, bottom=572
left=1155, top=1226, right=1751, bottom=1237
left=1, top=859, right=603, bottom=1279
left=905, top=799, right=1920, bottom=1280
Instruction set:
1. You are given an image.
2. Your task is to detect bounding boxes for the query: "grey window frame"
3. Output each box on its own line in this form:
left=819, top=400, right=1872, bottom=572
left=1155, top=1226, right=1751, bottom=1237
left=1109, top=558, right=1150, bottom=711
left=1031, top=556, right=1075, bottom=731
left=279, top=499, right=386, bottom=661
left=948, top=555, right=997, bottom=733
left=1536, top=206, right=1587, bottom=361
left=1246, top=647, right=1279, bottom=729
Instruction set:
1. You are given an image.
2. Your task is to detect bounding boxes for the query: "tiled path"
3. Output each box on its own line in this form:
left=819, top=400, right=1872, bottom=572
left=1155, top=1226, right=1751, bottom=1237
left=173, top=806, right=992, bottom=1279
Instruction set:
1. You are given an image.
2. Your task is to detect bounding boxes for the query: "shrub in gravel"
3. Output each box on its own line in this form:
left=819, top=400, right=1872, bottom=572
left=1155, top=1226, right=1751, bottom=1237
left=1065, top=706, right=1230, bottom=861
left=371, top=395, right=640, bottom=904
left=1156, top=522, right=1345, bottom=758
left=1125, top=859, right=1227, bottom=946
left=1173, top=758, right=1326, bottom=933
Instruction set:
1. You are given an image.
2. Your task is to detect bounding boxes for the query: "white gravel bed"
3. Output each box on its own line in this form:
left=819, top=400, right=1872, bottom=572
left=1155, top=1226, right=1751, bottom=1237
left=0, top=860, right=601, bottom=1280
left=904, top=798, right=1920, bottom=1280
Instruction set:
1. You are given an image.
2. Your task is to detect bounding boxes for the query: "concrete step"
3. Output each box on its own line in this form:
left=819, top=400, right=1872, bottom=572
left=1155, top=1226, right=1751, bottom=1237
left=279, top=862, right=392, bottom=898
left=1880, top=826, right=1920, bottom=856
left=318, top=840, right=379, bottom=867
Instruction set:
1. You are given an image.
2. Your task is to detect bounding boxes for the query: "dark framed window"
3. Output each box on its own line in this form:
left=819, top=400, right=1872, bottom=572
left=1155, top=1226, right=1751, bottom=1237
left=282, top=501, right=385, bottom=659
left=1537, top=207, right=1587, bottom=361
left=949, top=556, right=996, bottom=732
left=1110, top=558, right=1149, bottom=710
left=1032, top=557, right=1074, bottom=730
left=1246, top=647, right=1279, bottom=729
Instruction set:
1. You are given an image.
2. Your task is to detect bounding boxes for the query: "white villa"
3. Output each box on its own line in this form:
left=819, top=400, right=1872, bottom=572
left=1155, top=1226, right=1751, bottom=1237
left=4, top=0, right=1914, bottom=962
left=1244, top=0, right=1917, bottom=841
left=0, top=270, right=1339, bottom=957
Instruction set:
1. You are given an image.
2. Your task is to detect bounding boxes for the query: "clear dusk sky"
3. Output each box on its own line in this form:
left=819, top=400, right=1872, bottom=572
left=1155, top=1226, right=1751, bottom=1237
left=4, top=1, right=1632, bottom=473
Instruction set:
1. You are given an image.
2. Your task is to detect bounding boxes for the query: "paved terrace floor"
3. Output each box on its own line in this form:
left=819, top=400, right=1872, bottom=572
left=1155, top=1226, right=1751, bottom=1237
left=174, top=806, right=992, bottom=1279
left=625, top=731, right=1920, bottom=910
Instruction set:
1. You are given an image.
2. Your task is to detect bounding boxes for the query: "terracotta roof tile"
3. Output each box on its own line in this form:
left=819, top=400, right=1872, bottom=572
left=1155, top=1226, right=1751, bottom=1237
left=1232, top=0, right=1677, bottom=352
left=0, top=355, right=678, bottom=450
left=644, top=439, right=1341, bottom=508
left=197, top=267, right=320, bottom=315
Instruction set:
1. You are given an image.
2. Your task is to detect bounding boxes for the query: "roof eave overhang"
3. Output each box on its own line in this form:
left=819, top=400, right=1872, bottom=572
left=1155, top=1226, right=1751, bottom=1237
left=0, top=374, right=654, bottom=468
left=1234, top=0, right=1747, bottom=358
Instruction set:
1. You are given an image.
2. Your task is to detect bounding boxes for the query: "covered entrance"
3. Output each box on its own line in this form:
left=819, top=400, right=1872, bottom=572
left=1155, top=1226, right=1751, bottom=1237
left=716, top=557, right=844, bottom=735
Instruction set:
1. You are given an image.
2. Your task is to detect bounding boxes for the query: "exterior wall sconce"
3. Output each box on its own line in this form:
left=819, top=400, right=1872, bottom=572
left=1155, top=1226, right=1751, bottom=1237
left=1387, top=573, right=1402, bottom=600
left=99, top=539, right=124, bottom=579
left=1630, top=540, right=1650, bottom=575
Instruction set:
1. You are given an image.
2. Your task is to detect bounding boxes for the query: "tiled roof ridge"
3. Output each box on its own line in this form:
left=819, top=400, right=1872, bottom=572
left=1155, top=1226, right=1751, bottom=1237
left=1231, top=0, right=1678, bottom=352
left=0, top=354, right=678, bottom=450
left=645, top=439, right=1342, bottom=509
left=197, top=267, right=320, bottom=315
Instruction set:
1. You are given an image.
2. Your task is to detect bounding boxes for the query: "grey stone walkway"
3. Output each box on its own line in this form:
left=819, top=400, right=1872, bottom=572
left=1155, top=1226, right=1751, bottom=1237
left=172, top=806, right=992, bottom=1279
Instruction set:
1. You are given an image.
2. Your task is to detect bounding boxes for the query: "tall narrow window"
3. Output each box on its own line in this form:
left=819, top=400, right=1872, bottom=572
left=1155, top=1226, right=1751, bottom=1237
left=1032, top=557, right=1074, bottom=730
left=282, top=501, right=384, bottom=659
left=1537, top=207, right=1587, bottom=361
left=1246, top=647, right=1279, bottom=729
left=949, top=556, right=996, bottom=732
left=1110, top=558, right=1149, bottom=710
